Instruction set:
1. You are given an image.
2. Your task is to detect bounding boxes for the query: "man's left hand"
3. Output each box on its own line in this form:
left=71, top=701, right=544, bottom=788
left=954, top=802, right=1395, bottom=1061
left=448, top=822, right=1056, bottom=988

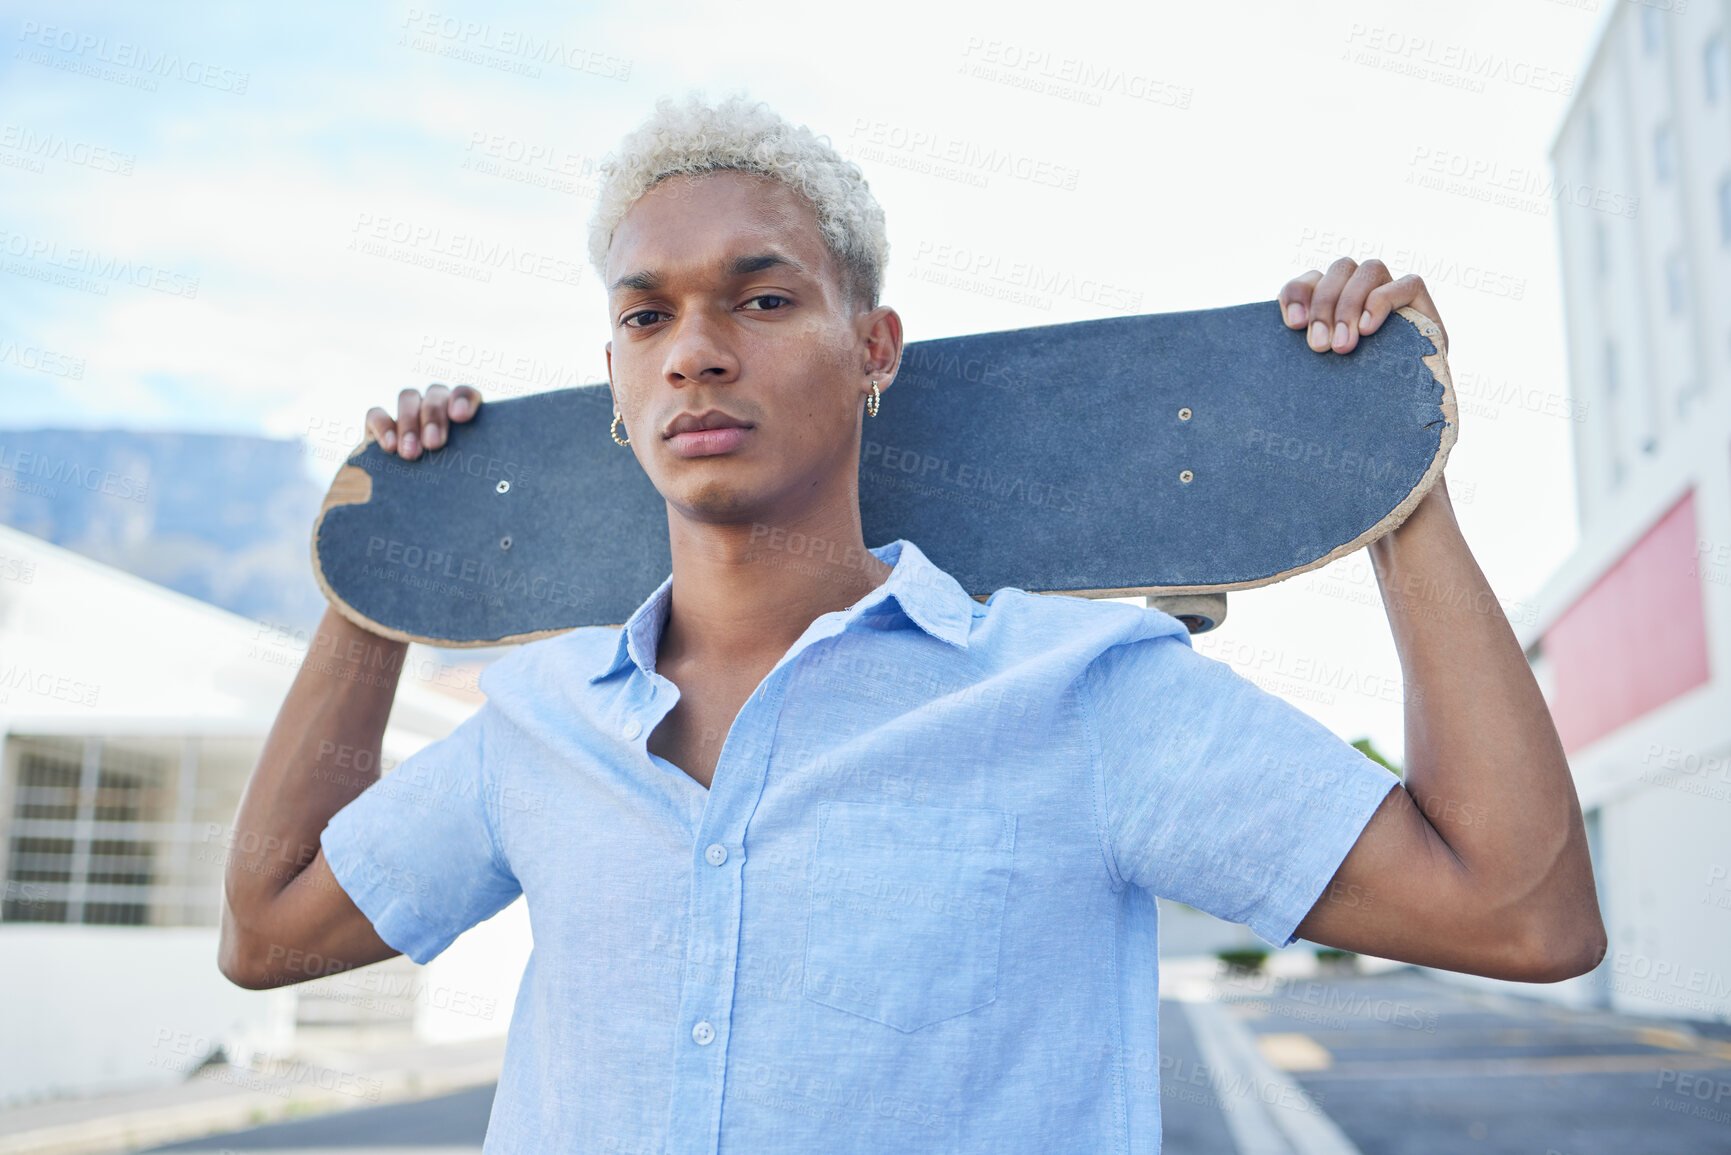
left=1278, top=258, right=1448, bottom=356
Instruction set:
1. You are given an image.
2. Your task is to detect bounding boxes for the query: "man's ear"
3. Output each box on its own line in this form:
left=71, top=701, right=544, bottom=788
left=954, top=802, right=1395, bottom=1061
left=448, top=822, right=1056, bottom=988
left=861, top=305, right=904, bottom=388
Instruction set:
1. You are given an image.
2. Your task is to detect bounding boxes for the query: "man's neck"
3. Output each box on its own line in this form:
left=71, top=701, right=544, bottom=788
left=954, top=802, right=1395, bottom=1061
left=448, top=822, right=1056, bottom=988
left=656, top=503, right=895, bottom=672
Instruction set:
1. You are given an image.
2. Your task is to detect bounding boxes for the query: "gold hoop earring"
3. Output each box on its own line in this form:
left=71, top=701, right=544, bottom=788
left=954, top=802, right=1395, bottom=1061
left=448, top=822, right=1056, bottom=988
left=866, top=379, right=880, bottom=418
left=610, top=411, right=630, bottom=446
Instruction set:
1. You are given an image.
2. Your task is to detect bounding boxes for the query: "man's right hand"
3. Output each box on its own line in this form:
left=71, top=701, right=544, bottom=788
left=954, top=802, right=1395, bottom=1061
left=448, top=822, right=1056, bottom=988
left=365, top=384, right=483, bottom=459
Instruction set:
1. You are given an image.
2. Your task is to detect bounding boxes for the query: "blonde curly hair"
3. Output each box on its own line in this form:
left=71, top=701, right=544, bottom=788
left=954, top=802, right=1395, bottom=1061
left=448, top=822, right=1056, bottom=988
left=587, top=92, right=889, bottom=309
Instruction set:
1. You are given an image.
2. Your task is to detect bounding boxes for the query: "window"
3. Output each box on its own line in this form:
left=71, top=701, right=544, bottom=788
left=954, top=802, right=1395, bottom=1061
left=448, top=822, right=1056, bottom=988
left=3, top=748, right=81, bottom=923
left=1595, top=219, right=1611, bottom=275
left=1641, top=6, right=1664, bottom=55
left=2, top=740, right=162, bottom=926
left=1719, top=174, right=1731, bottom=246
left=1584, top=107, right=1599, bottom=162
left=1654, top=122, right=1674, bottom=183
left=1664, top=251, right=1687, bottom=316
left=1708, top=33, right=1727, bottom=103
left=1604, top=340, right=1620, bottom=397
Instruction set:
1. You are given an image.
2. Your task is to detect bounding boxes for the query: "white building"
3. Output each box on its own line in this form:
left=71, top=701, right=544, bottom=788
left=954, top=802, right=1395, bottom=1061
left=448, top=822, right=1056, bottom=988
left=0, top=523, right=529, bottom=1107
left=1445, top=1, right=1731, bottom=1022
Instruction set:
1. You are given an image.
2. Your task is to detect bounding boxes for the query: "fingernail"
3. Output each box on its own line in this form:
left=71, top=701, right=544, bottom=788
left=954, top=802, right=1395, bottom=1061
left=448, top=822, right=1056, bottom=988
left=423, top=423, right=439, bottom=449
left=451, top=398, right=470, bottom=419
left=1360, top=310, right=1373, bottom=329
left=1285, top=302, right=1304, bottom=326
left=381, top=430, right=395, bottom=450
left=1309, top=321, right=1328, bottom=349
left=1334, top=322, right=1349, bottom=348
left=402, top=432, right=418, bottom=455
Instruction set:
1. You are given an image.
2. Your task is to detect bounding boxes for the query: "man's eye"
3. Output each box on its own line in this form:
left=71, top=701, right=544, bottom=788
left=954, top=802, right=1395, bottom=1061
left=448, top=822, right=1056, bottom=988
left=741, top=295, right=790, bottom=311
left=622, top=309, right=666, bottom=328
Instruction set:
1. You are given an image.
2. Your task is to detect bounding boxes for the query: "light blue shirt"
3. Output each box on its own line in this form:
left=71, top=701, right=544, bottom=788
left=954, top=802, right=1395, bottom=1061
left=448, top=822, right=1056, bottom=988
left=322, top=538, right=1398, bottom=1153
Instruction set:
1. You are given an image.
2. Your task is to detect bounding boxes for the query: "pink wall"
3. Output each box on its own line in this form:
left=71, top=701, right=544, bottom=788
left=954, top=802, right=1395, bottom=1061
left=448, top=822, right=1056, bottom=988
left=1543, top=491, right=1711, bottom=754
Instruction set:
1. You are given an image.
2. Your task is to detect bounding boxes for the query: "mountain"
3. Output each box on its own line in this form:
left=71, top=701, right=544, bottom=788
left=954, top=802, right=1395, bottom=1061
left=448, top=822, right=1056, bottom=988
left=0, top=429, right=329, bottom=630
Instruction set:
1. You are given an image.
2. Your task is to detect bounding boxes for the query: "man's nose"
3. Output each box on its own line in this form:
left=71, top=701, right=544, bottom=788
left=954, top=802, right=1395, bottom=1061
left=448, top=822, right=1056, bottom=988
left=663, top=312, right=739, bottom=385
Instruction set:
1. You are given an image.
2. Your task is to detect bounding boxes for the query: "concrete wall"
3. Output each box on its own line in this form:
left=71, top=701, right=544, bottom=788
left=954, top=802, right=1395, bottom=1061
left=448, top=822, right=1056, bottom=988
left=0, top=925, right=294, bottom=1108
left=1505, top=0, right=1731, bottom=1028
left=1594, top=740, right=1731, bottom=1021
left=416, top=895, right=532, bottom=1043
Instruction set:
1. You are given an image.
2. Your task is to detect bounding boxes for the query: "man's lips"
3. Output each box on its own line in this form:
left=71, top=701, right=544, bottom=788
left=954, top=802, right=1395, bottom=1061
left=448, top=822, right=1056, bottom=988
left=662, top=409, right=753, bottom=458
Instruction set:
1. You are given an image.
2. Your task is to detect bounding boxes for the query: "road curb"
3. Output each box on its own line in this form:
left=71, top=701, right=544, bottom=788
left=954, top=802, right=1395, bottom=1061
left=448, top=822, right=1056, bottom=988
left=0, top=1058, right=499, bottom=1155
left=1181, top=999, right=1361, bottom=1155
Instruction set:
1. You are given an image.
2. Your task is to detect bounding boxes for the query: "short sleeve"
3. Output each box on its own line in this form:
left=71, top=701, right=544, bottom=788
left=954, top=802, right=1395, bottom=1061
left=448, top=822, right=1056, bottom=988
left=320, top=703, right=522, bottom=964
left=1083, top=629, right=1399, bottom=948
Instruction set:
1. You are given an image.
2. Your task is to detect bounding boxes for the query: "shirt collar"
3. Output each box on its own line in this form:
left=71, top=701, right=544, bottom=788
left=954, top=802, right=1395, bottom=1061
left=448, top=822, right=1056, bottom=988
left=587, top=538, right=974, bottom=684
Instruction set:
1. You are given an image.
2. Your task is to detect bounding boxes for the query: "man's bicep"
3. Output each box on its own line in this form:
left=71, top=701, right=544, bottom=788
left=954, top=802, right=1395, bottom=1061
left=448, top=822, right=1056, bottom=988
left=1292, top=782, right=1503, bottom=972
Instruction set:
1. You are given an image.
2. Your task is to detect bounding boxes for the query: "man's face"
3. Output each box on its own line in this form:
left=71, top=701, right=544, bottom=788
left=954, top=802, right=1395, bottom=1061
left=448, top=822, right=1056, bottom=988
left=603, top=170, right=895, bottom=525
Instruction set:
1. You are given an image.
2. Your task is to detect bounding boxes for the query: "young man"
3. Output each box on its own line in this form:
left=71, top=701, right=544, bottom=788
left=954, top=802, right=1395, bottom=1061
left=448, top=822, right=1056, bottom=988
left=219, top=95, right=1605, bottom=1152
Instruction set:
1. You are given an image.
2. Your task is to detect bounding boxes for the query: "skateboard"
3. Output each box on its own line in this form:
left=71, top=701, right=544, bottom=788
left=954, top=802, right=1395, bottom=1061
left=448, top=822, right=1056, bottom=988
left=312, top=299, right=1455, bottom=645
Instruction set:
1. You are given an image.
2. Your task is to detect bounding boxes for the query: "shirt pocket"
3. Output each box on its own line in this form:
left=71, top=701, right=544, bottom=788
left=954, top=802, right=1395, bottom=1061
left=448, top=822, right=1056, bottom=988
left=803, top=801, right=1016, bottom=1033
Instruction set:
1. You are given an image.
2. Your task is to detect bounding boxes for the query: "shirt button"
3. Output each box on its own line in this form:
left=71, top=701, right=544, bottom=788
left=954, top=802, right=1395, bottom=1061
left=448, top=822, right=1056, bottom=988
left=692, top=1020, right=715, bottom=1045
left=705, top=843, right=728, bottom=866
left=622, top=720, right=642, bottom=740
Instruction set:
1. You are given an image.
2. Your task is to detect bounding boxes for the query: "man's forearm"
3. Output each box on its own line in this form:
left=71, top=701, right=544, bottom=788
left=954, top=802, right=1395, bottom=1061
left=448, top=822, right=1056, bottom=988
left=223, top=605, right=406, bottom=924
left=1369, top=475, right=1603, bottom=952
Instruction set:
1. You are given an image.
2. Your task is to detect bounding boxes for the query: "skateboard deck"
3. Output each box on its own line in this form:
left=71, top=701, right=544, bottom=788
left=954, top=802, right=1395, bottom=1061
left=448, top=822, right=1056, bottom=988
left=313, top=299, right=1455, bottom=646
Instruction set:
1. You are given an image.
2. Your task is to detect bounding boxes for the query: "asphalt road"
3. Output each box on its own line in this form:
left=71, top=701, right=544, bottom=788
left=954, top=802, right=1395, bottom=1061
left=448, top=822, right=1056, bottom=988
left=146, top=1084, right=494, bottom=1152
left=1222, top=968, right=1731, bottom=1154
left=145, top=969, right=1731, bottom=1154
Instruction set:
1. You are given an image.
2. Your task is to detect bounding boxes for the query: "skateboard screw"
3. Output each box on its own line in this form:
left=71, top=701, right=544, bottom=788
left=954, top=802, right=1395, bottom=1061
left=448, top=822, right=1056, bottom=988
left=500, top=535, right=513, bottom=551
left=1178, top=407, right=1192, bottom=421
left=1179, top=470, right=1194, bottom=483
left=496, top=479, right=511, bottom=494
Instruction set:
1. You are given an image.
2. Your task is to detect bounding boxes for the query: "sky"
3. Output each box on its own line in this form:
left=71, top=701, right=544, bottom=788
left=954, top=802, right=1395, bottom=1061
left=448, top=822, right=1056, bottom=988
left=0, top=0, right=1612, bottom=763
